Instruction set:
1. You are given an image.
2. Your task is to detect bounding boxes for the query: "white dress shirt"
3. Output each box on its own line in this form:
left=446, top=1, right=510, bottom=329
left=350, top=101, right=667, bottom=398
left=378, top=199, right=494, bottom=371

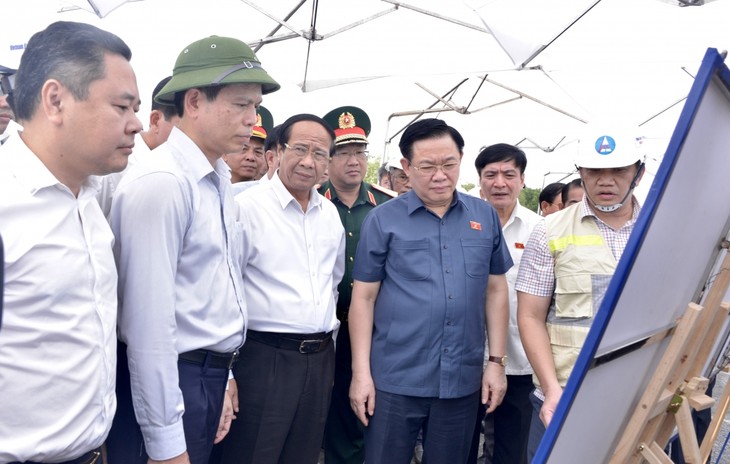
left=486, top=201, right=542, bottom=375
left=236, top=173, right=345, bottom=334
left=0, top=132, right=117, bottom=462
left=95, top=132, right=152, bottom=217
left=110, top=127, right=246, bottom=460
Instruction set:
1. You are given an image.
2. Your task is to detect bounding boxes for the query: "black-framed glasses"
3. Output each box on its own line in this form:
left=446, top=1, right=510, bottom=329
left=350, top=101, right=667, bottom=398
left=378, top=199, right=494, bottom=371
left=283, top=143, right=330, bottom=164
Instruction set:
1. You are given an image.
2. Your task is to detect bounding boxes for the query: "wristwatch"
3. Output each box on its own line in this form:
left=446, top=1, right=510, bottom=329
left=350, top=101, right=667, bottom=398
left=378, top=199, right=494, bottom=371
left=488, top=355, right=508, bottom=367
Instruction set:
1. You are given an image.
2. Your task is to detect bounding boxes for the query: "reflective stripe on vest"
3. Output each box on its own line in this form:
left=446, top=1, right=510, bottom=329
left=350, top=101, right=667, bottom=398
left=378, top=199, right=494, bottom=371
left=536, top=204, right=616, bottom=387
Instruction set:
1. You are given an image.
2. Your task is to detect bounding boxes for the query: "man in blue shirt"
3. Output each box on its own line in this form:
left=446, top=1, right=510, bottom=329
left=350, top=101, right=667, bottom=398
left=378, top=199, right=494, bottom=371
left=349, top=118, right=513, bottom=463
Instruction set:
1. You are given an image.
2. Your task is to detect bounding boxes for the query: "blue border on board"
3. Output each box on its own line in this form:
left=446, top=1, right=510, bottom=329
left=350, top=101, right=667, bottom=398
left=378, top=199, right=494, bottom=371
left=534, top=48, right=730, bottom=463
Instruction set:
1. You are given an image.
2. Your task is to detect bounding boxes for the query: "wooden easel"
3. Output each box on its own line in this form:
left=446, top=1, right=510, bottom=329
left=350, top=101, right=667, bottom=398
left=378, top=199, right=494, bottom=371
left=610, top=248, right=730, bottom=464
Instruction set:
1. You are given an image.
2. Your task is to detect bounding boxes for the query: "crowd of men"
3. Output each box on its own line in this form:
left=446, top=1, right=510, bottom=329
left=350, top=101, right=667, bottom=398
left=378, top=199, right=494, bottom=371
left=0, top=20, right=655, bottom=464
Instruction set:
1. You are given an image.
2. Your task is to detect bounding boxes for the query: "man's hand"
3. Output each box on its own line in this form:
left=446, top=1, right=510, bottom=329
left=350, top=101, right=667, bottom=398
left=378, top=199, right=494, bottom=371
left=540, top=387, right=562, bottom=427
left=213, top=384, right=236, bottom=444
left=349, top=374, right=376, bottom=426
left=148, top=452, right=190, bottom=464
left=481, top=362, right=507, bottom=413
left=227, top=378, right=239, bottom=415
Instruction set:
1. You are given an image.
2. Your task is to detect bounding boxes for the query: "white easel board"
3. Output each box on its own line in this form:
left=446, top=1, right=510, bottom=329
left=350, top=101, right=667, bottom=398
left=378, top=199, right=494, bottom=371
left=535, top=48, right=730, bottom=463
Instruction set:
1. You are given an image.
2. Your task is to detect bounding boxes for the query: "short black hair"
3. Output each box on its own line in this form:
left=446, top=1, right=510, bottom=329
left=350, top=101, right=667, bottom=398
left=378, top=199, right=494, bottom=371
left=398, top=118, right=464, bottom=162
left=561, top=178, right=583, bottom=205
left=474, top=143, right=527, bottom=177
left=539, top=182, right=565, bottom=205
left=264, top=124, right=281, bottom=152
left=150, top=76, right=178, bottom=121
left=277, top=113, right=335, bottom=153
left=14, top=21, right=132, bottom=121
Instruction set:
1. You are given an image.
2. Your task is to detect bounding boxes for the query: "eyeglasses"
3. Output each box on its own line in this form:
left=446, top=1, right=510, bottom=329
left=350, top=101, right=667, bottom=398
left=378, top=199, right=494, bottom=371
left=283, top=143, right=330, bottom=164
left=333, top=149, right=368, bottom=160
left=410, top=161, right=460, bottom=176
left=393, top=173, right=409, bottom=183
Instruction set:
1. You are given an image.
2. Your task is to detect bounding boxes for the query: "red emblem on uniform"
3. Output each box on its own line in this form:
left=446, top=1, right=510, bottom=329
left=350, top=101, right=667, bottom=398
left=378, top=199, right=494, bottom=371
left=515, top=242, right=525, bottom=249
left=470, top=221, right=481, bottom=230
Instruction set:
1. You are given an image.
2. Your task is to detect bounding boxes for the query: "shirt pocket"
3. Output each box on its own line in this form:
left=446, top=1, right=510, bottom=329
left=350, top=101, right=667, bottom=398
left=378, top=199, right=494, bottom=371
left=390, top=239, right=430, bottom=280
left=461, top=238, right=492, bottom=278
left=554, top=273, right=594, bottom=318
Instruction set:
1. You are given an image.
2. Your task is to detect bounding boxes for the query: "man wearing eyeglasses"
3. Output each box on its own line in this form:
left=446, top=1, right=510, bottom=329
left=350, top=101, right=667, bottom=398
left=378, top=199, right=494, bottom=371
left=385, top=155, right=412, bottom=195
left=318, top=106, right=396, bottom=464
left=218, top=113, right=346, bottom=464
left=349, top=118, right=512, bottom=463
left=224, top=106, right=273, bottom=195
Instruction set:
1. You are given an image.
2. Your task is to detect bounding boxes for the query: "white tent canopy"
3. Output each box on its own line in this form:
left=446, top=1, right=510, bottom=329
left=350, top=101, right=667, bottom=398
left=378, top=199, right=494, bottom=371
left=5, top=0, right=730, bottom=190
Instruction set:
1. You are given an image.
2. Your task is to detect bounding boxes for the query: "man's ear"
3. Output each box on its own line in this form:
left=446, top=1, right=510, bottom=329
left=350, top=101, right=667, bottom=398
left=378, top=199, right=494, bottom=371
left=400, top=157, right=409, bottom=175
left=148, top=109, right=162, bottom=132
left=41, top=79, right=66, bottom=125
left=183, top=88, right=203, bottom=119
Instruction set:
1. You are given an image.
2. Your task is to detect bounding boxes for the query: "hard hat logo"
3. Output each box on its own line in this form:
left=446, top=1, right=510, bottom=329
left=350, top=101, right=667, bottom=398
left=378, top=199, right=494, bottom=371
left=595, top=135, right=616, bottom=155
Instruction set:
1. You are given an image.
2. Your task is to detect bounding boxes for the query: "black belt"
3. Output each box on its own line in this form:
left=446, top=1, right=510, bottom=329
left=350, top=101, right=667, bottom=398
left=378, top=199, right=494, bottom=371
left=179, top=348, right=239, bottom=369
left=9, top=449, right=100, bottom=464
left=247, top=330, right=332, bottom=354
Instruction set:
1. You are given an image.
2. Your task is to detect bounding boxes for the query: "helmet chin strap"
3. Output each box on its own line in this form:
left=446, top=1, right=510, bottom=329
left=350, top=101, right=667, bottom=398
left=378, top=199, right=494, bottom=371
left=584, top=163, right=645, bottom=214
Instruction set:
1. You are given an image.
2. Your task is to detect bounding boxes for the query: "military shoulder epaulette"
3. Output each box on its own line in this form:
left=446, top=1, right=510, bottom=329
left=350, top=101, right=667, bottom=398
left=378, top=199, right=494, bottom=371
left=369, top=183, right=397, bottom=198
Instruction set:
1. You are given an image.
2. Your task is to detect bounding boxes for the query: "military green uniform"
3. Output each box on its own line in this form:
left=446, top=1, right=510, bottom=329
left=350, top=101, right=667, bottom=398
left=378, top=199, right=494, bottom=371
left=319, top=180, right=394, bottom=464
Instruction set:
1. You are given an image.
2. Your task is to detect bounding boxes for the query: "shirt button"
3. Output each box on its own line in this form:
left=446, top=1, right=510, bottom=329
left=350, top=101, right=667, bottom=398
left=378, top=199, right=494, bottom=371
left=446, top=320, right=453, bottom=326
left=448, top=295, right=454, bottom=299
left=349, top=256, right=354, bottom=262
left=443, top=244, right=448, bottom=249
left=445, top=269, right=450, bottom=274
left=348, top=232, right=353, bottom=237
left=444, top=348, right=449, bottom=353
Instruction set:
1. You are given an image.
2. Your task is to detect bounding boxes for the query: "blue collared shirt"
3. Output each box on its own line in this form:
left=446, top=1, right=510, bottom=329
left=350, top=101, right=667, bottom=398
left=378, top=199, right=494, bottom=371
left=353, top=190, right=513, bottom=398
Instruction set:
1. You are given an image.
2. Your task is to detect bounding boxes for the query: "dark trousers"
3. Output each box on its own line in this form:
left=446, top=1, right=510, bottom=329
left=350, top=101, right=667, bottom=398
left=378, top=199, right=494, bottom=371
left=106, top=342, right=229, bottom=464
left=217, top=334, right=335, bottom=464
left=468, top=374, right=533, bottom=464
left=526, top=391, right=546, bottom=463
left=324, top=321, right=365, bottom=464
left=364, top=389, right=479, bottom=464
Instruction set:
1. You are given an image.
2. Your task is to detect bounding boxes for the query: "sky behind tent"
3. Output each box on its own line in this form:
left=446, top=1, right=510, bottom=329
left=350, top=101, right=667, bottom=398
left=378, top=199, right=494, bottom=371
left=4, top=0, right=730, bottom=196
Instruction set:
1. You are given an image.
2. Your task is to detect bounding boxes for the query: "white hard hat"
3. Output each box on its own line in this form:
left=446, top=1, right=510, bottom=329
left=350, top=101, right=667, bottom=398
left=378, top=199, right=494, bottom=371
left=385, top=155, right=404, bottom=172
left=575, top=126, right=645, bottom=169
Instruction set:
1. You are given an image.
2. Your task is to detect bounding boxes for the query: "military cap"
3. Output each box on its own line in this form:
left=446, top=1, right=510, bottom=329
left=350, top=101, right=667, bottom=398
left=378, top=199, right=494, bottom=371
left=252, top=106, right=274, bottom=141
left=322, top=106, right=370, bottom=146
left=155, top=36, right=280, bottom=104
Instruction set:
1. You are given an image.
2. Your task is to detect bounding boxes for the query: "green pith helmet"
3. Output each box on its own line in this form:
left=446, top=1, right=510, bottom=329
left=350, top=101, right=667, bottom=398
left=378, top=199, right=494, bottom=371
left=252, top=106, right=274, bottom=141
left=155, top=35, right=280, bottom=104
left=322, top=106, right=370, bottom=146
